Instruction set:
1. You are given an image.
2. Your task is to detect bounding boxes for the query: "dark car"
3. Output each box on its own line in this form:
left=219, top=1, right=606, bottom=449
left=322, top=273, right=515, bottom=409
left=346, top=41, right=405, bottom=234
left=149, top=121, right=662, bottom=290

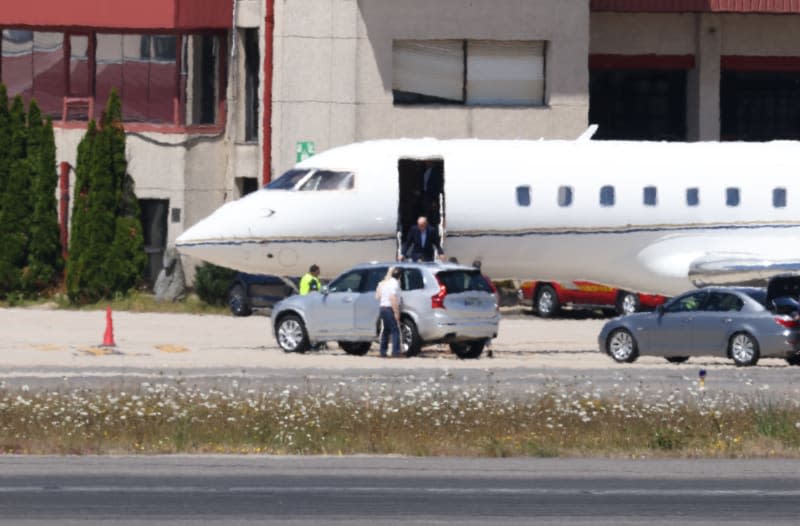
left=229, top=273, right=298, bottom=316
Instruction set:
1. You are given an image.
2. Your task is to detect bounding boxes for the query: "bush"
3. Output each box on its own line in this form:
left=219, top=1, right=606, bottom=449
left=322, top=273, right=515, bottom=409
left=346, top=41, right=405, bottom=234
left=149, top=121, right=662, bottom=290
left=194, top=263, right=237, bottom=306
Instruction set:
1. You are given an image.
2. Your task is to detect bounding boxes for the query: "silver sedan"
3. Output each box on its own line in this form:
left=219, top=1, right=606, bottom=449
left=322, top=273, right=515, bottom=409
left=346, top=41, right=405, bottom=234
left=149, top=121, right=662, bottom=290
left=598, top=287, right=800, bottom=366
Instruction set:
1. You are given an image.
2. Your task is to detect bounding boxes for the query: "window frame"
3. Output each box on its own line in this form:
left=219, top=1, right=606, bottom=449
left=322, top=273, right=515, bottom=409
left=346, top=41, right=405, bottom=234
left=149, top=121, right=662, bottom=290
left=1, top=27, right=228, bottom=132
left=773, top=187, right=787, bottom=208
left=599, top=185, right=615, bottom=207
left=557, top=185, right=573, bottom=207
left=643, top=185, right=657, bottom=206
left=726, top=187, right=741, bottom=207
left=516, top=185, right=531, bottom=207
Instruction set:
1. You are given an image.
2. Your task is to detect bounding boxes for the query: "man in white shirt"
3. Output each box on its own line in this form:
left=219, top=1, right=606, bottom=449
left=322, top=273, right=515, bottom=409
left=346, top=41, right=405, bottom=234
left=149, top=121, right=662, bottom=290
left=376, top=267, right=402, bottom=357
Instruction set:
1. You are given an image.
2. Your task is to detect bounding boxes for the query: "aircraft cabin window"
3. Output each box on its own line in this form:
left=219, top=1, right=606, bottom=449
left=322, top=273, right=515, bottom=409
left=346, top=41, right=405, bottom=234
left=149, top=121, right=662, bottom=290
left=643, top=186, right=657, bottom=206
left=558, top=186, right=573, bottom=207
left=299, top=170, right=355, bottom=191
left=686, top=187, right=699, bottom=206
left=599, top=185, right=615, bottom=207
left=774, top=187, right=787, bottom=208
left=516, top=186, right=531, bottom=207
left=265, top=169, right=310, bottom=190
left=726, top=187, right=740, bottom=207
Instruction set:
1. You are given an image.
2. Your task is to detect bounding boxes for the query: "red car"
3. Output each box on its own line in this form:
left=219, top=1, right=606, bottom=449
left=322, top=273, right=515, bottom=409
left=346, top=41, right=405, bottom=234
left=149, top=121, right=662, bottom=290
left=518, top=280, right=668, bottom=318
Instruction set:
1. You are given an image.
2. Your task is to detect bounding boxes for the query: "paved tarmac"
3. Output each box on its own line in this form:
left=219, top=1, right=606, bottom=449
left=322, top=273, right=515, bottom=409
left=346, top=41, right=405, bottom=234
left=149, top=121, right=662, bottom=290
left=1, top=456, right=800, bottom=525
left=0, top=307, right=797, bottom=397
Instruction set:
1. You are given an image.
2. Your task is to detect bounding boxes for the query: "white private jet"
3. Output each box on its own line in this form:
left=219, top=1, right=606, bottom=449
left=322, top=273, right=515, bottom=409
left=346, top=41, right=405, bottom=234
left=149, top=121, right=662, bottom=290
left=176, top=137, right=800, bottom=296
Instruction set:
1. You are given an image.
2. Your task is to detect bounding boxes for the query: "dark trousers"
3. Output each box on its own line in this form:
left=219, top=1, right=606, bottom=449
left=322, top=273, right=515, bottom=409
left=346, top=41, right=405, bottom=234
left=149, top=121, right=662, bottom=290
left=379, top=307, right=400, bottom=356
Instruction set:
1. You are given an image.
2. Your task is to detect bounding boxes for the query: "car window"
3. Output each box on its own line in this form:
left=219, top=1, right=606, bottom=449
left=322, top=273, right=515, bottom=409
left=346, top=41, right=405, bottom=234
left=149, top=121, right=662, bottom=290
left=361, top=267, right=388, bottom=293
left=401, top=269, right=425, bottom=291
left=328, top=270, right=363, bottom=293
left=299, top=170, right=354, bottom=191
left=436, top=270, right=492, bottom=294
left=264, top=169, right=310, bottom=190
left=664, top=291, right=707, bottom=313
left=703, top=292, right=743, bottom=312
left=743, top=288, right=767, bottom=307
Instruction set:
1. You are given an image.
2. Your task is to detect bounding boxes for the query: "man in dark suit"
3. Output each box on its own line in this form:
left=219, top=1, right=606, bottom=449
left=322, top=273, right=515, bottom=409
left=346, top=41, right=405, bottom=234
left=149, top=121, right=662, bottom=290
left=400, top=216, right=445, bottom=262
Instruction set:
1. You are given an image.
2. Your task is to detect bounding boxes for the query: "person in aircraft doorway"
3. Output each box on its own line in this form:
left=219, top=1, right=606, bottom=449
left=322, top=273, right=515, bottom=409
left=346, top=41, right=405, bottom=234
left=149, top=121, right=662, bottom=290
left=420, top=160, right=443, bottom=225
left=399, top=216, right=445, bottom=263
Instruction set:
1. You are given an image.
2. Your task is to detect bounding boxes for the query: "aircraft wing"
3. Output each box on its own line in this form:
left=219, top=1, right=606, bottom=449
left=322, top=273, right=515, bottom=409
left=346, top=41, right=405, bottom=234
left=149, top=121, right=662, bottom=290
left=636, top=232, right=800, bottom=289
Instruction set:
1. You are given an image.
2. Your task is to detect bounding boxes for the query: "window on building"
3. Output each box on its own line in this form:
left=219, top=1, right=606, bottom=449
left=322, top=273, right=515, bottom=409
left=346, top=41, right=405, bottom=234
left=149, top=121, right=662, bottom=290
left=600, top=185, right=615, bottom=206
left=393, top=39, right=545, bottom=106
left=589, top=69, right=687, bottom=141
left=774, top=187, right=787, bottom=208
left=1, top=27, right=226, bottom=126
left=1, top=30, right=65, bottom=118
left=558, top=186, right=573, bottom=207
left=516, top=185, right=531, bottom=207
left=243, top=28, right=260, bottom=142
left=643, top=186, right=657, bottom=206
left=721, top=70, right=800, bottom=141
left=726, top=187, right=740, bottom=207
left=686, top=187, right=699, bottom=207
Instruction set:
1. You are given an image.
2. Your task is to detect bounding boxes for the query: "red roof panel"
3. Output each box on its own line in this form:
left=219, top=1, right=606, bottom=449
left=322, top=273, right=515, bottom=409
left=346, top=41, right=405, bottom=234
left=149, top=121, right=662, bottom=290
left=591, top=0, right=800, bottom=12
left=0, top=0, right=232, bottom=30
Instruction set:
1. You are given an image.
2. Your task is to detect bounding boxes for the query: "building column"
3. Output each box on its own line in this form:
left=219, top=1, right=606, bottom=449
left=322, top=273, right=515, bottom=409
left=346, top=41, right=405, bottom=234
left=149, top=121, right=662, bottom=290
left=688, top=13, right=721, bottom=141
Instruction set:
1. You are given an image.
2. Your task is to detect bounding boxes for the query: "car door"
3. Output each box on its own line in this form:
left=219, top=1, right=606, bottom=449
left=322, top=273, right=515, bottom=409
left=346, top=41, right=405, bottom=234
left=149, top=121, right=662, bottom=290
left=353, top=266, right=388, bottom=338
left=649, top=291, right=708, bottom=356
left=306, top=269, right=364, bottom=339
left=692, top=291, right=743, bottom=355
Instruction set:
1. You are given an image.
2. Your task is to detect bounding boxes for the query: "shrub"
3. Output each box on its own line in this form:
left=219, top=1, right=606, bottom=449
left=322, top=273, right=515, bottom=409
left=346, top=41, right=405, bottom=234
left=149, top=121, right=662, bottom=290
left=194, top=263, right=237, bottom=306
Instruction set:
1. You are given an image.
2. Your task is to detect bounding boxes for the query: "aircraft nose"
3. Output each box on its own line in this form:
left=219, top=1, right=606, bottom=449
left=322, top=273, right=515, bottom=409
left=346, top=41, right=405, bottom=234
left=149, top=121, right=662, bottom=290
left=176, top=197, right=273, bottom=269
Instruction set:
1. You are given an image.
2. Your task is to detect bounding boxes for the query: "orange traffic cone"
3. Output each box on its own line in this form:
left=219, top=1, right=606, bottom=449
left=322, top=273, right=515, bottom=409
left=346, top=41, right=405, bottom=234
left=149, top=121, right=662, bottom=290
left=102, top=306, right=116, bottom=347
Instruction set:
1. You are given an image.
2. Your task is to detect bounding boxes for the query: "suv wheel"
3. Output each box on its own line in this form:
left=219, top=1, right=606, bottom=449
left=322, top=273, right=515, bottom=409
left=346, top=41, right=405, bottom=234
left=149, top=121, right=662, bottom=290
left=276, top=314, right=309, bottom=353
left=449, top=340, right=485, bottom=359
left=229, top=284, right=252, bottom=317
left=400, top=318, right=423, bottom=357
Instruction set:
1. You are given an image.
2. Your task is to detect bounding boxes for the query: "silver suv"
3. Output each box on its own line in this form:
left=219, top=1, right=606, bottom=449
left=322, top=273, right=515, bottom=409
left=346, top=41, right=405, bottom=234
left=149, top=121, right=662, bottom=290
left=271, top=262, right=500, bottom=359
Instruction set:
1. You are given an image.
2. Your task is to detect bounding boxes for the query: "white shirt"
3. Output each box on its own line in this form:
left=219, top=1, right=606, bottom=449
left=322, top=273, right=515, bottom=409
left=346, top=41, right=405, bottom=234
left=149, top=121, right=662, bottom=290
left=378, top=277, right=401, bottom=308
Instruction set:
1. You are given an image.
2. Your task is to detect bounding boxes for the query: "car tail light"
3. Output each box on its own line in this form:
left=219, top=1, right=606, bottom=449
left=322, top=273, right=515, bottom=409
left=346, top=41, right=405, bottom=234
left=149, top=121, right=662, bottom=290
left=774, top=316, right=800, bottom=329
left=432, top=279, right=447, bottom=309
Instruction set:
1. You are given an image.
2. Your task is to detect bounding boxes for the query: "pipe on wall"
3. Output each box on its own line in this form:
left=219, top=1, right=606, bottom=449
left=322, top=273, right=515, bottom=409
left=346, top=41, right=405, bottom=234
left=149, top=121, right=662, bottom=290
left=262, top=0, right=274, bottom=185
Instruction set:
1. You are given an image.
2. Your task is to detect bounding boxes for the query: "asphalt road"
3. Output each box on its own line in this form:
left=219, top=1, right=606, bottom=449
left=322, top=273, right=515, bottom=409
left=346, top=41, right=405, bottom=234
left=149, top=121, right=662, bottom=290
left=1, top=456, right=799, bottom=525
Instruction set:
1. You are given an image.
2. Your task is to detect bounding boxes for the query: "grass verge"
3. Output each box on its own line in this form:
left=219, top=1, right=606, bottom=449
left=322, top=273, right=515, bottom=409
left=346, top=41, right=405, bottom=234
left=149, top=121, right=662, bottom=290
left=1, top=377, right=799, bottom=457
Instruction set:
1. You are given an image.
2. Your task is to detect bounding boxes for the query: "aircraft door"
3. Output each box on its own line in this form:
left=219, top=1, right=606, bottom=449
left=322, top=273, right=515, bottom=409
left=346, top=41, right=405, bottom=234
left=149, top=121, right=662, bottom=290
left=397, top=158, right=445, bottom=259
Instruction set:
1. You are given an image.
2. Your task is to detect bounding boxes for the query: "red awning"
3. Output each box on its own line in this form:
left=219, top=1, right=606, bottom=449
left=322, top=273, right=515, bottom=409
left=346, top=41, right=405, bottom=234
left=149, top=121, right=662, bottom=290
left=591, top=0, right=800, bottom=12
left=0, top=0, right=232, bottom=30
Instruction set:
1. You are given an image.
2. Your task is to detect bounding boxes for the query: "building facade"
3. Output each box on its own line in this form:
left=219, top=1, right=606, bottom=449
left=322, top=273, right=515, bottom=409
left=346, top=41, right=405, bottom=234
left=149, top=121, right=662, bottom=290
left=2, top=0, right=800, bottom=280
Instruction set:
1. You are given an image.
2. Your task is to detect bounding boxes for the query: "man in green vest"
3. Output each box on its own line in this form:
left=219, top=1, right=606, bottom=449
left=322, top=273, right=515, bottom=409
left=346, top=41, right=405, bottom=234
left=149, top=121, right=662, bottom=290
left=299, top=264, right=321, bottom=295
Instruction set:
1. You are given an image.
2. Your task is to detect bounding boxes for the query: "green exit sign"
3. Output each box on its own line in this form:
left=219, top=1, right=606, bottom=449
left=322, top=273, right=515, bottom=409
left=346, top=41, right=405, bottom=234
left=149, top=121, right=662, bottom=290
left=296, top=141, right=316, bottom=162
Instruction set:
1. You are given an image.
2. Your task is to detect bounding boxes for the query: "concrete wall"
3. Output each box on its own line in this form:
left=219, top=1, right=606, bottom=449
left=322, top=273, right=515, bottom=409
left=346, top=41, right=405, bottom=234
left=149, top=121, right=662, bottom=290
left=54, top=128, right=228, bottom=250
left=272, top=0, right=591, bottom=174
left=590, top=12, right=800, bottom=141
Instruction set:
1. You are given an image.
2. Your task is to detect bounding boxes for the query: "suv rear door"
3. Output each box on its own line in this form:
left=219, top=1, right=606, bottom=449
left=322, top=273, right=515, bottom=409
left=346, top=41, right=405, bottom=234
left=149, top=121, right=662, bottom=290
left=353, top=266, right=388, bottom=337
left=434, top=270, right=497, bottom=320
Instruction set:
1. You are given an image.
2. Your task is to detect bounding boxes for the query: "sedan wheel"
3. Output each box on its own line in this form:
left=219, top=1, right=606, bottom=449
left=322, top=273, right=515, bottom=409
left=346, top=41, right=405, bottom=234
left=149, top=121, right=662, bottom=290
left=606, top=328, right=638, bottom=363
left=730, top=332, right=759, bottom=367
left=276, top=315, right=309, bottom=353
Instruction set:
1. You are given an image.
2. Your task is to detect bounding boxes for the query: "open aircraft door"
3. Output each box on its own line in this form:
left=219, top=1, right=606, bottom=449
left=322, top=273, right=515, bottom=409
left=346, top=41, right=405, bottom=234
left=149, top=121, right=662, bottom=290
left=396, top=158, right=445, bottom=259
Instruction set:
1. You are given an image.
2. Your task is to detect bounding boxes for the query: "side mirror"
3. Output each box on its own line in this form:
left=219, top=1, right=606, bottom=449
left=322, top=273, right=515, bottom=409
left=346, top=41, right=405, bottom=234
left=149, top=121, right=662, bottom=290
left=655, top=305, right=664, bottom=316
left=321, top=285, right=329, bottom=295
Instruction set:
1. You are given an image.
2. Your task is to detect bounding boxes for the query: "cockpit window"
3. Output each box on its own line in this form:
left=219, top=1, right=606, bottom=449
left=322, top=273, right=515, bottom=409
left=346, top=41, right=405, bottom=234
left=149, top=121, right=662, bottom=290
left=298, top=170, right=354, bottom=191
left=265, top=169, right=310, bottom=190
